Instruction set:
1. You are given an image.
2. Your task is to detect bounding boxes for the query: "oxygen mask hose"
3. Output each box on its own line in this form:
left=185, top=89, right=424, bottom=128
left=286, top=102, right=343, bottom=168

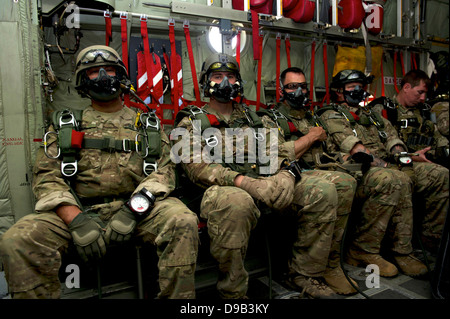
left=120, top=82, right=152, bottom=113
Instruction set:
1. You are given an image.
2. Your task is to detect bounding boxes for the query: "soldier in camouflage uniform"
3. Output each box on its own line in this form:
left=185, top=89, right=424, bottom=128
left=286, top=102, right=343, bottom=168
left=262, top=67, right=358, bottom=295
left=321, top=69, right=448, bottom=276
left=373, top=70, right=449, bottom=168
left=0, top=45, right=198, bottom=299
left=174, top=54, right=347, bottom=299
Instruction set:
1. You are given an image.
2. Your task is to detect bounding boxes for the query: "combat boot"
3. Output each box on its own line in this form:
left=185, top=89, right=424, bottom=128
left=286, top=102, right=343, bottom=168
left=286, top=274, right=340, bottom=299
left=346, top=248, right=398, bottom=277
left=323, top=266, right=358, bottom=295
left=392, top=254, right=428, bottom=277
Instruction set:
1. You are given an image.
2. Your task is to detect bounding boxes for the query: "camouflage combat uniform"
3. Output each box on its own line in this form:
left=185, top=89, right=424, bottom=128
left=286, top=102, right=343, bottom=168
left=374, top=97, right=449, bottom=168
left=0, top=106, right=198, bottom=299
left=320, top=102, right=449, bottom=253
left=266, top=103, right=357, bottom=268
left=175, top=102, right=343, bottom=298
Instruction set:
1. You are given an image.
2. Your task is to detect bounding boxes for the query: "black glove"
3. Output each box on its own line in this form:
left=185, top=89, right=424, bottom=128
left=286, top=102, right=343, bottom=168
left=350, top=152, right=374, bottom=173
left=104, top=205, right=137, bottom=244
left=68, top=213, right=106, bottom=263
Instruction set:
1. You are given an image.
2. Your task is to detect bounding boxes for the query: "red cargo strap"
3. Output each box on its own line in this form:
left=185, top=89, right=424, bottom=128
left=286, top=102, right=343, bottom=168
left=251, top=10, right=260, bottom=61
left=169, top=19, right=180, bottom=114
left=104, top=11, right=112, bottom=46
left=411, top=52, right=417, bottom=70
left=323, top=41, right=330, bottom=105
left=276, top=33, right=281, bottom=103
left=236, top=29, right=241, bottom=67
left=285, top=34, right=291, bottom=68
left=183, top=21, right=201, bottom=106
left=140, top=16, right=163, bottom=118
left=309, top=40, right=316, bottom=104
left=120, top=13, right=131, bottom=108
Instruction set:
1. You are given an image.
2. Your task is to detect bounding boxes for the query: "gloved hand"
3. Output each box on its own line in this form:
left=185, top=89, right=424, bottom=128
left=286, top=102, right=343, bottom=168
left=240, top=170, right=295, bottom=210
left=104, top=205, right=137, bottom=244
left=68, top=213, right=106, bottom=263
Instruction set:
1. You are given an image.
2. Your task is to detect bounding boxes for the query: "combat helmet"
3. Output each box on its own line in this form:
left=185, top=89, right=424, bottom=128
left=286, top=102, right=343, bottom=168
left=199, top=53, right=243, bottom=101
left=75, top=45, right=128, bottom=101
left=330, top=69, right=372, bottom=105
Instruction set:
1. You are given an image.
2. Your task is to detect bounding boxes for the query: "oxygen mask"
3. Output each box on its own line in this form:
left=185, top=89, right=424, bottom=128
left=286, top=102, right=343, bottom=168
left=81, top=67, right=121, bottom=102
left=208, top=75, right=241, bottom=103
left=282, top=82, right=309, bottom=109
left=343, top=85, right=369, bottom=106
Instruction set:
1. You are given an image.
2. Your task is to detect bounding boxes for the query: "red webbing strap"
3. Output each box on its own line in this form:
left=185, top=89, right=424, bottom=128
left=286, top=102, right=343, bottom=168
left=309, top=40, right=316, bottom=105
left=251, top=10, right=260, bottom=61
left=140, top=16, right=162, bottom=119
left=323, top=41, right=330, bottom=105
left=411, top=52, right=417, bottom=70
left=104, top=11, right=112, bottom=46
left=256, top=31, right=263, bottom=111
left=393, top=50, right=399, bottom=94
left=285, top=34, right=291, bottom=68
left=400, top=51, right=405, bottom=76
left=276, top=33, right=281, bottom=103
left=120, top=13, right=131, bottom=108
left=169, top=19, right=180, bottom=115
left=236, top=29, right=241, bottom=67
left=183, top=21, right=201, bottom=106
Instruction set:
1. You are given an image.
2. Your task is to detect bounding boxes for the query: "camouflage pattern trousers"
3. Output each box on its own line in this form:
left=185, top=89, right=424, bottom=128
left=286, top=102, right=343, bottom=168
left=0, top=197, right=199, bottom=299
left=352, top=167, right=414, bottom=254
left=200, top=170, right=356, bottom=298
left=411, top=162, right=449, bottom=249
left=352, top=162, right=449, bottom=254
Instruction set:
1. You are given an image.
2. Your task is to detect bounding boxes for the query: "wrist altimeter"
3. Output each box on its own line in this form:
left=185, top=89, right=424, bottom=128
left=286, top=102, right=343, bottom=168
left=127, top=187, right=156, bottom=217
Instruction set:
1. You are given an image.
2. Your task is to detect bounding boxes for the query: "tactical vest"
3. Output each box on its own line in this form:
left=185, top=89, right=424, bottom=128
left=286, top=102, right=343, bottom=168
left=45, top=108, right=162, bottom=178
left=260, top=105, right=352, bottom=172
left=376, top=98, right=436, bottom=151
left=175, top=105, right=267, bottom=178
left=326, top=102, right=388, bottom=142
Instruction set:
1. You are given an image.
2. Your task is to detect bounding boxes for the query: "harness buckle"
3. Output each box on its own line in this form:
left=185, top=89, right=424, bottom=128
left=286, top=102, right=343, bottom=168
left=123, top=139, right=132, bottom=152
left=61, top=161, right=78, bottom=177
left=43, top=131, right=60, bottom=159
left=378, top=130, right=388, bottom=139
left=254, top=131, right=265, bottom=141
left=59, top=110, right=78, bottom=129
left=143, top=162, right=158, bottom=176
left=400, top=119, right=408, bottom=129
left=140, top=112, right=160, bottom=131
left=205, top=135, right=219, bottom=147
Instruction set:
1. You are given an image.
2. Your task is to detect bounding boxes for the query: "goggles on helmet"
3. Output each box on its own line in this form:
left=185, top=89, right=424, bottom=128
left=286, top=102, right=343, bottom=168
left=208, top=62, right=239, bottom=73
left=283, top=82, right=308, bottom=91
left=76, top=49, right=121, bottom=67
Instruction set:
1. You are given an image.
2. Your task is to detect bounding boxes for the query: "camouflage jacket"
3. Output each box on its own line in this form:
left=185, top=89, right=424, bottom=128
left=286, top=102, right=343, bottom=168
left=319, top=102, right=406, bottom=160
left=264, top=102, right=330, bottom=165
left=33, top=106, right=175, bottom=212
left=372, top=97, right=449, bottom=157
left=173, top=103, right=290, bottom=189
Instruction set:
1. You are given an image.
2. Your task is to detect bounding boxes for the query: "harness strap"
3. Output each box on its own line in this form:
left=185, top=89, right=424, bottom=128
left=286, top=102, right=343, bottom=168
left=104, top=11, right=112, bottom=46
left=169, top=18, right=181, bottom=114
left=285, top=34, right=291, bottom=68
left=183, top=21, right=201, bottom=106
